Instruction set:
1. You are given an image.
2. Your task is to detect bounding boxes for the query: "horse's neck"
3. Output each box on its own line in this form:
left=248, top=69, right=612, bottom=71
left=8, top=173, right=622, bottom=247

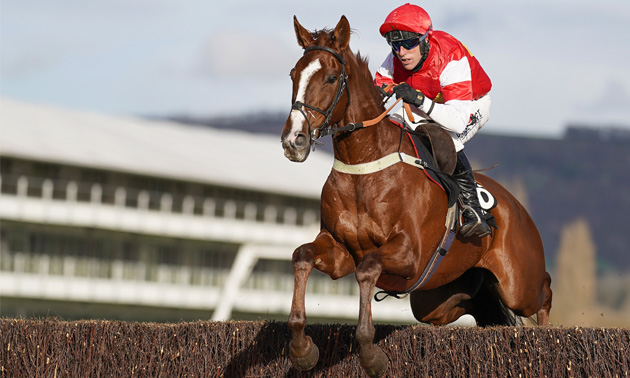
left=333, top=84, right=408, bottom=164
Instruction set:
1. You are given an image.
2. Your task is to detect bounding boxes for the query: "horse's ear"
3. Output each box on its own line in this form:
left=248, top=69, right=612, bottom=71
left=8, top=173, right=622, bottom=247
left=294, top=16, right=315, bottom=49
left=332, top=15, right=351, bottom=50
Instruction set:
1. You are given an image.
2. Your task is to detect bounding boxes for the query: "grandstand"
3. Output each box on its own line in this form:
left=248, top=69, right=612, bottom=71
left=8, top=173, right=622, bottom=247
left=0, top=98, right=416, bottom=323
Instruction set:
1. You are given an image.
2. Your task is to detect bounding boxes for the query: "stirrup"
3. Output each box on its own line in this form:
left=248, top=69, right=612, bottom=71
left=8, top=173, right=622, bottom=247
left=458, top=204, right=490, bottom=237
left=458, top=203, right=482, bottom=228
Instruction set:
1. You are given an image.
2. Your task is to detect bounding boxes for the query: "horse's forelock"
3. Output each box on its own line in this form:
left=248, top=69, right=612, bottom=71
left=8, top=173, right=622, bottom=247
left=311, top=27, right=359, bottom=45
left=311, top=28, right=332, bottom=45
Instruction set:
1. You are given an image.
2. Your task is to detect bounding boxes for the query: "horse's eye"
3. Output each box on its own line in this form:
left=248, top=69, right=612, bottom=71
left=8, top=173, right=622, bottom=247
left=327, top=75, right=337, bottom=84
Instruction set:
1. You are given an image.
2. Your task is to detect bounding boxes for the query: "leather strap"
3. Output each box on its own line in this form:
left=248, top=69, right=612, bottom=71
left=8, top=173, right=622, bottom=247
left=332, top=152, right=424, bottom=175
left=348, top=84, right=416, bottom=129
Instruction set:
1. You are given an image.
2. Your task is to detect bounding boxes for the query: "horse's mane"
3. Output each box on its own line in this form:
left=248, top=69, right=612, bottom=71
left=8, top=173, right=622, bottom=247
left=310, top=28, right=385, bottom=109
left=354, top=51, right=384, bottom=106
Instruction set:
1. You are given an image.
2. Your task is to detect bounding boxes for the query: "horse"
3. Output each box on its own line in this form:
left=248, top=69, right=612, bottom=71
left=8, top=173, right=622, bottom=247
left=281, top=15, right=552, bottom=378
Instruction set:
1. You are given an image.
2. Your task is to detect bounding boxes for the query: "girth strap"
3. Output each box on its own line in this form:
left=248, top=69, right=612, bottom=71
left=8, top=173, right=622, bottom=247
left=332, top=152, right=425, bottom=175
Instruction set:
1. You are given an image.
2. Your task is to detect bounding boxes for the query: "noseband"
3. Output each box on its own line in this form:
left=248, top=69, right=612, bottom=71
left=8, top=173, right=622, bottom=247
left=291, top=46, right=350, bottom=147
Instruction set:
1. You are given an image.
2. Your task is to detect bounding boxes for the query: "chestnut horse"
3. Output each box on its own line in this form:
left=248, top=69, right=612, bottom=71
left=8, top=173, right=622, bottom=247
left=281, top=15, right=552, bottom=378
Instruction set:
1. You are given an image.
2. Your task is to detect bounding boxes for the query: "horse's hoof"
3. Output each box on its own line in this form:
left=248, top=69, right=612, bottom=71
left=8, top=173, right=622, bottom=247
left=289, top=336, right=319, bottom=371
left=360, top=347, right=389, bottom=378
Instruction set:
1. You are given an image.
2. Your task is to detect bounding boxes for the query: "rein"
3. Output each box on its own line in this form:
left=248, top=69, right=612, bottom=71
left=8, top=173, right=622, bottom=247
left=318, top=86, right=416, bottom=139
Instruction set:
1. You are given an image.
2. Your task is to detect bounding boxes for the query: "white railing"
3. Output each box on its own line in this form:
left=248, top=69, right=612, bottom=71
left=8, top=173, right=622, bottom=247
left=0, top=173, right=319, bottom=226
left=0, top=174, right=320, bottom=246
left=0, top=250, right=418, bottom=322
left=0, top=251, right=357, bottom=295
left=1, top=252, right=224, bottom=284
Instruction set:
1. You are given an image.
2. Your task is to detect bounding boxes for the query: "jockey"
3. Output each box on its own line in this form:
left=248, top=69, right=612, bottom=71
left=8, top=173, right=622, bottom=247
left=375, top=3, right=492, bottom=238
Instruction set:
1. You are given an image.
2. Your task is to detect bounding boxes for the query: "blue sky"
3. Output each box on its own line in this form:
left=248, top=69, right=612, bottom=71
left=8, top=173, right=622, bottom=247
left=2, top=0, right=629, bottom=137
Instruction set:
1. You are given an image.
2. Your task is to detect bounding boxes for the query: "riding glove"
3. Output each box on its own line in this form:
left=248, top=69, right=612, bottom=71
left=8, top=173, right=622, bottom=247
left=393, top=83, right=425, bottom=108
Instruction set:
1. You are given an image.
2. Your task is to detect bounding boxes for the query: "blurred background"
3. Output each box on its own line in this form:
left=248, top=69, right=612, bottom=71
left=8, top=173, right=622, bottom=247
left=1, top=0, right=629, bottom=327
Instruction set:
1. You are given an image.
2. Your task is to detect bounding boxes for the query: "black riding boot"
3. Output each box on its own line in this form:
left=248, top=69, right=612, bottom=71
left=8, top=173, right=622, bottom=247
left=454, top=150, right=492, bottom=238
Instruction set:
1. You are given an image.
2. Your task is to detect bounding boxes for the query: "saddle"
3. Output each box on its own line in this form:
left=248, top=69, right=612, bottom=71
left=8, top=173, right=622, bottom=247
left=396, top=121, right=460, bottom=206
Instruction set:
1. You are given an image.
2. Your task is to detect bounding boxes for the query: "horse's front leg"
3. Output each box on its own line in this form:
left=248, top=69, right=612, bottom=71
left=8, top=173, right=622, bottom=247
left=288, top=243, right=318, bottom=370
left=288, top=231, right=355, bottom=371
left=355, top=253, right=389, bottom=378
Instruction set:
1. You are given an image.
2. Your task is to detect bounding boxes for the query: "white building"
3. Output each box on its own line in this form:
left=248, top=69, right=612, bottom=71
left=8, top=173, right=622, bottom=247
left=0, top=98, right=416, bottom=323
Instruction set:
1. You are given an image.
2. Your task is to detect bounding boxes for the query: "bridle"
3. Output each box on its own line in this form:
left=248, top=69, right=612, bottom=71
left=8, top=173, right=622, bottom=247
left=290, top=46, right=416, bottom=149
left=291, top=46, right=350, bottom=147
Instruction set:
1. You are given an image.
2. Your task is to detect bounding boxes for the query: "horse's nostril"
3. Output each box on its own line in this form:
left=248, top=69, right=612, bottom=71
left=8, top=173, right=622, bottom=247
left=294, top=133, right=308, bottom=148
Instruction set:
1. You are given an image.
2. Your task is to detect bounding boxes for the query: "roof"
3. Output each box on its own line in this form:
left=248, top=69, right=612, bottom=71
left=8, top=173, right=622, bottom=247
left=0, top=98, right=333, bottom=198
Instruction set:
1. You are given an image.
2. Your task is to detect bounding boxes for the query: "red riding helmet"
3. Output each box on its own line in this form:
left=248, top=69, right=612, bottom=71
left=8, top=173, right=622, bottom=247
left=379, top=3, right=433, bottom=41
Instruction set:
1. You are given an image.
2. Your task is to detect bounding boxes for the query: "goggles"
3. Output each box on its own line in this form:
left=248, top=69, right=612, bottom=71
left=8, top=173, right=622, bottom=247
left=389, top=38, right=420, bottom=52
left=385, top=27, right=431, bottom=52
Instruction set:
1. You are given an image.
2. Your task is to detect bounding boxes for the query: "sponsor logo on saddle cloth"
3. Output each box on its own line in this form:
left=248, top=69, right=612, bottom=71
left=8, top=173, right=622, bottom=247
left=476, top=183, right=497, bottom=212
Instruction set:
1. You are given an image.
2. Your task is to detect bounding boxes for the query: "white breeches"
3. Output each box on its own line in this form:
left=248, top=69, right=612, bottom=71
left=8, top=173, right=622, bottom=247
left=390, top=94, right=492, bottom=152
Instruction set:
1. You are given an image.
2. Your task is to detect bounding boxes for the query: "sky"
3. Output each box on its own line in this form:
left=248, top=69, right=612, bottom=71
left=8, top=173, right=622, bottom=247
left=2, top=0, right=629, bottom=138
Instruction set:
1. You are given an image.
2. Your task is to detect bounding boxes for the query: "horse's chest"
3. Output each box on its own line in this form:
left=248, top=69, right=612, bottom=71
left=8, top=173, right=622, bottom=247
left=322, top=176, right=397, bottom=252
left=324, top=206, right=388, bottom=253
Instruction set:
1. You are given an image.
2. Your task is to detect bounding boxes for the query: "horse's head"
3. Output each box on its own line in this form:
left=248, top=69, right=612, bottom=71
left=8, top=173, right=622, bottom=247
left=281, top=16, right=352, bottom=162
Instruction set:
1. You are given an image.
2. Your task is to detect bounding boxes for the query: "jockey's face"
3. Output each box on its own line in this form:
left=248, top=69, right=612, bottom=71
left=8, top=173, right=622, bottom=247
left=395, top=43, right=422, bottom=71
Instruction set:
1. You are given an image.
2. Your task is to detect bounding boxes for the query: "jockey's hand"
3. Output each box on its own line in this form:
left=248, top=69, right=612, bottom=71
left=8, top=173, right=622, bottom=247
left=393, top=83, right=425, bottom=107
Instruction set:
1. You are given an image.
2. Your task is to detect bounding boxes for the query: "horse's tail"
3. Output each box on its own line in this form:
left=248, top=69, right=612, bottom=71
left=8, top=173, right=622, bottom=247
left=471, top=270, right=521, bottom=326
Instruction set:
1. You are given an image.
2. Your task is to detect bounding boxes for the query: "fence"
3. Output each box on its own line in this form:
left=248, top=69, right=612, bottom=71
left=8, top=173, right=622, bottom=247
left=2, top=319, right=628, bottom=378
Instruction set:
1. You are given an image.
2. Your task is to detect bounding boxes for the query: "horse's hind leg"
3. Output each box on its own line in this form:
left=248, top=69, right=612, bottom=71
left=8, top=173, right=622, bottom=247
left=409, top=268, right=484, bottom=325
left=479, top=217, right=553, bottom=324
left=470, top=270, right=521, bottom=326
left=288, top=231, right=355, bottom=371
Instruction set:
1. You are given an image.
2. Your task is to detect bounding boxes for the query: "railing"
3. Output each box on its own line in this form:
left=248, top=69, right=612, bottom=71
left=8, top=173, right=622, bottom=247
left=0, top=251, right=358, bottom=296
left=0, top=173, right=321, bottom=246
left=0, top=249, right=388, bottom=322
left=0, top=173, right=319, bottom=226
left=1, top=251, right=225, bottom=286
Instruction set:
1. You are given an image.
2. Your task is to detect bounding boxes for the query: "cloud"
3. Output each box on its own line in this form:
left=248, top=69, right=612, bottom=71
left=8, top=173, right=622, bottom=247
left=1, top=0, right=629, bottom=135
left=194, top=32, right=299, bottom=79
